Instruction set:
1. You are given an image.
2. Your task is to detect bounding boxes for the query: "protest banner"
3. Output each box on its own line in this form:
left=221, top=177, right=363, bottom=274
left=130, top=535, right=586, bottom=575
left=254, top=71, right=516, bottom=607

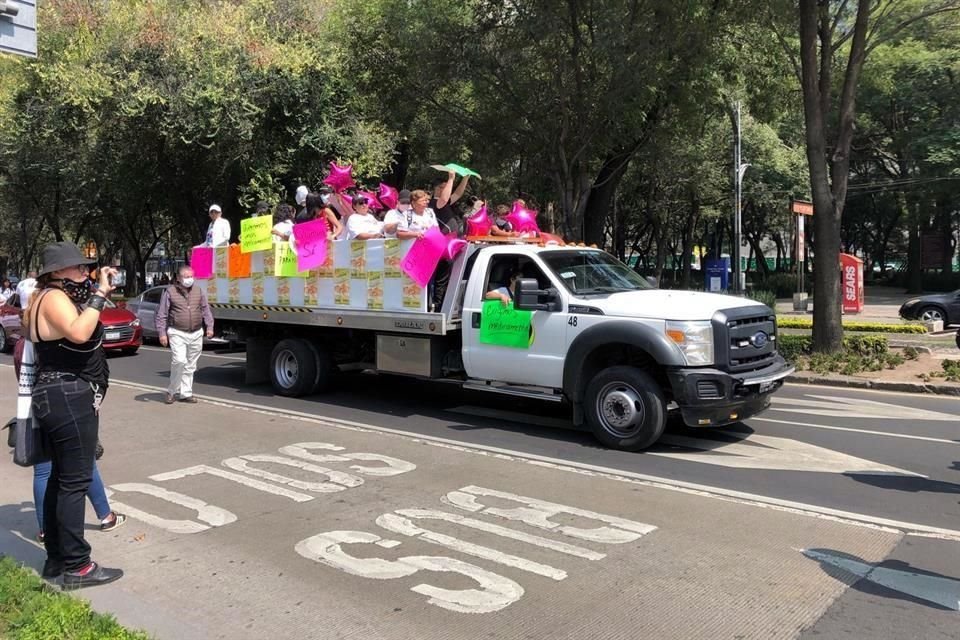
left=190, top=247, right=214, bottom=279
left=292, top=219, right=329, bottom=272
left=240, top=216, right=272, bottom=253
left=401, top=227, right=447, bottom=287
left=479, top=300, right=533, bottom=349
left=228, top=244, right=252, bottom=278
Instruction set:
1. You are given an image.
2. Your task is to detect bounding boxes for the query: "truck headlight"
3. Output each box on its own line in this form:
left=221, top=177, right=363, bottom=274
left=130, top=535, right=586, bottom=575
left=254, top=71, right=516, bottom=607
left=666, top=320, right=714, bottom=366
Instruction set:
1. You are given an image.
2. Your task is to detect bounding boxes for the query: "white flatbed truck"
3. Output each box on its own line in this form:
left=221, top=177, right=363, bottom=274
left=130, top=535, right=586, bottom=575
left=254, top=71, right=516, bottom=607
left=208, top=241, right=793, bottom=450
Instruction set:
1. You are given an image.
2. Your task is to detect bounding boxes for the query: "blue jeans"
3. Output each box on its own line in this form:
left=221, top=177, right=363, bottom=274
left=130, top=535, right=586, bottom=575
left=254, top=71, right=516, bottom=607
left=33, top=461, right=111, bottom=531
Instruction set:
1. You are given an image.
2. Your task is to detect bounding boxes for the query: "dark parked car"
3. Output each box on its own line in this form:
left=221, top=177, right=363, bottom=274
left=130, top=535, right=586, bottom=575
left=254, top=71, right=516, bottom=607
left=899, top=291, right=960, bottom=326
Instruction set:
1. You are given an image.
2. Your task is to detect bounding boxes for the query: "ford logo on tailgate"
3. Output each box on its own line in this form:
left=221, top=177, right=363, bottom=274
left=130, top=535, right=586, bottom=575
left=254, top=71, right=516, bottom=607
left=750, top=331, right=769, bottom=348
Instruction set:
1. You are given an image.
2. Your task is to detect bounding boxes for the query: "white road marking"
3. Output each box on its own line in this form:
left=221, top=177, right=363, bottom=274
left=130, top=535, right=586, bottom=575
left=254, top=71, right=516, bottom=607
left=224, top=454, right=363, bottom=492
left=448, top=405, right=924, bottom=476
left=651, top=432, right=923, bottom=476
left=376, top=511, right=569, bottom=580
left=150, top=464, right=314, bottom=502
left=802, top=548, right=960, bottom=611
left=388, top=508, right=605, bottom=560
left=68, top=374, right=960, bottom=541
left=295, top=530, right=525, bottom=613
left=107, top=483, right=237, bottom=534
left=771, top=394, right=960, bottom=421
left=444, top=486, right=657, bottom=544
left=139, top=346, right=245, bottom=361
left=753, top=417, right=959, bottom=445
left=279, top=442, right=417, bottom=476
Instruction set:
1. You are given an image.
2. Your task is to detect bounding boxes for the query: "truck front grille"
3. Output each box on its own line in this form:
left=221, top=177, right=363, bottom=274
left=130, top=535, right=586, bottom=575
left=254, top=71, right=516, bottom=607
left=713, top=308, right=777, bottom=374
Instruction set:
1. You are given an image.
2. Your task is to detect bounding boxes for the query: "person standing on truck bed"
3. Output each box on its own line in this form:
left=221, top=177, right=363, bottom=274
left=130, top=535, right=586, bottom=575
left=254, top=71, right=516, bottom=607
left=384, top=189, right=438, bottom=240
left=297, top=192, right=344, bottom=239
left=205, top=204, right=231, bottom=247
left=346, top=195, right=385, bottom=240
left=272, top=204, right=295, bottom=242
left=429, top=172, right=470, bottom=310
left=156, top=266, right=214, bottom=405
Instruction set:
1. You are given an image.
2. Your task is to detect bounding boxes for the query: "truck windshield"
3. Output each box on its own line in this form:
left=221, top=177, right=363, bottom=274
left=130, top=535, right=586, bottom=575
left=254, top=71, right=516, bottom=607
left=541, top=250, right=654, bottom=295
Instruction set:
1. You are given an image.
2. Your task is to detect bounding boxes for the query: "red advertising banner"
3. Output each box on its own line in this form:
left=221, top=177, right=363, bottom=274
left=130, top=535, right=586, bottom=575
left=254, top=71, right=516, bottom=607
left=840, top=253, right=864, bottom=314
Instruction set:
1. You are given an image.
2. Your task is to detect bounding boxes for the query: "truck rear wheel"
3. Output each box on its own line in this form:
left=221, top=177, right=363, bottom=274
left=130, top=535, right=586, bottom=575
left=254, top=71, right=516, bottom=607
left=270, top=339, right=319, bottom=397
left=584, top=366, right=666, bottom=451
left=305, top=340, right=336, bottom=394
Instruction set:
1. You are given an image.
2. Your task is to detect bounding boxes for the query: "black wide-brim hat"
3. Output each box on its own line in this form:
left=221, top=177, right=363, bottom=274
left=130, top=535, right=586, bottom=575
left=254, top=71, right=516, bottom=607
left=38, top=241, right=97, bottom=276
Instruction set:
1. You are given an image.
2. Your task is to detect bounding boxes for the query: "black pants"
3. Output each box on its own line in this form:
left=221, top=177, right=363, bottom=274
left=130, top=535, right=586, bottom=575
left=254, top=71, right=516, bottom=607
left=33, top=377, right=100, bottom=571
left=432, top=260, right=452, bottom=311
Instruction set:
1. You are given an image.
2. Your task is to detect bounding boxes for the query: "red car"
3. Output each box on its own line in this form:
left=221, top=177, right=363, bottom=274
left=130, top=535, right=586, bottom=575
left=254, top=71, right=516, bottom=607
left=0, top=293, right=141, bottom=355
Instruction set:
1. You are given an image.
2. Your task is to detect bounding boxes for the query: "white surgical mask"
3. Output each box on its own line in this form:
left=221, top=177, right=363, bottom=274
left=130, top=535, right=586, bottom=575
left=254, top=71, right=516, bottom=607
left=181, top=277, right=195, bottom=288
left=398, top=203, right=411, bottom=212
left=321, top=194, right=331, bottom=205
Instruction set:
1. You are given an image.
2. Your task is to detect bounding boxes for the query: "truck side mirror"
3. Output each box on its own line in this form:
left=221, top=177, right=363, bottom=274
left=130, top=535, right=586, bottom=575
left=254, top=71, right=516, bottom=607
left=514, top=278, right=560, bottom=312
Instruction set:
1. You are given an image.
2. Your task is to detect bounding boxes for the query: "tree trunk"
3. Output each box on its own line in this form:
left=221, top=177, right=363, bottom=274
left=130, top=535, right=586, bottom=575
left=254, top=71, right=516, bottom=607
left=798, top=0, right=872, bottom=353
left=582, top=152, right=633, bottom=247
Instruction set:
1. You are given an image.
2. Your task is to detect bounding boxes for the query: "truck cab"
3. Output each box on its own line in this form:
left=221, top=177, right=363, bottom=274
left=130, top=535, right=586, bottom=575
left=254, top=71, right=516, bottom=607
left=453, top=244, right=792, bottom=450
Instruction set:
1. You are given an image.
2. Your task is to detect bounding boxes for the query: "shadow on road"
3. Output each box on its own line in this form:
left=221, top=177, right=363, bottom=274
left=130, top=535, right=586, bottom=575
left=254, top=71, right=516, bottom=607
left=804, top=547, right=960, bottom=611
left=845, top=473, right=960, bottom=495
left=184, top=362, right=761, bottom=457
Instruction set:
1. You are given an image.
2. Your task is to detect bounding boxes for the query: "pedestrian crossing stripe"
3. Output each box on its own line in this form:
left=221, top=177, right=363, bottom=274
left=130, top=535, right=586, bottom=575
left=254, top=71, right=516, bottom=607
left=211, top=303, right=312, bottom=313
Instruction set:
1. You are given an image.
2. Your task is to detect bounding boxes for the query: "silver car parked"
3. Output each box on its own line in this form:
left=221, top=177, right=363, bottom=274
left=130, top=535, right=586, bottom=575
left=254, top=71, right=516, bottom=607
left=126, top=286, right=233, bottom=346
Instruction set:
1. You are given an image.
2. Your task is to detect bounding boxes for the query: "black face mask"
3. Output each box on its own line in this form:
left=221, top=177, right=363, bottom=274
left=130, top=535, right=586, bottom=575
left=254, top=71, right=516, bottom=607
left=60, top=278, right=92, bottom=305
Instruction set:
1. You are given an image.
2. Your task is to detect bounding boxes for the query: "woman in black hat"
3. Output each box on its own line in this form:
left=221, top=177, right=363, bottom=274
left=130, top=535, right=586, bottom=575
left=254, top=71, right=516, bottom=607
left=24, top=241, right=123, bottom=590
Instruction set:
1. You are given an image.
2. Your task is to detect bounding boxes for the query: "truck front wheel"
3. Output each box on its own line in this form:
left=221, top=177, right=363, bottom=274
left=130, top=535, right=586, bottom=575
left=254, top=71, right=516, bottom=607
left=270, top=339, right=319, bottom=397
left=584, top=366, right=666, bottom=451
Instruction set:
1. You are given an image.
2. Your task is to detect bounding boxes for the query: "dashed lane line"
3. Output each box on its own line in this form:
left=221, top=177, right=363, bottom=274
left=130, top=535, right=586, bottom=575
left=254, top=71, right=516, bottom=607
left=753, top=417, right=959, bottom=445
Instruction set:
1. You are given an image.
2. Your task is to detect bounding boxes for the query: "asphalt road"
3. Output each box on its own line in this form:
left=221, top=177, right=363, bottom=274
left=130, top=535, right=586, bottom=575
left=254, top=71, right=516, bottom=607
left=1, top=345, right=959, bottom=639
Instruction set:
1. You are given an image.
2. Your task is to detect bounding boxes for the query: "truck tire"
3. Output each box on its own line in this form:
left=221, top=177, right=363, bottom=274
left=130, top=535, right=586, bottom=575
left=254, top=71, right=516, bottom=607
left=270, top=339, right=319, bottom=397
left=304, top=340, right=336, bottom=394
left=584, top=366, right=666, bottom=451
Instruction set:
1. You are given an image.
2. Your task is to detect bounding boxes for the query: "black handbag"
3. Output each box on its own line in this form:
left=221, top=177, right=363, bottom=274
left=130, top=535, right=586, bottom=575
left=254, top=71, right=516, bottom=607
left=13, top=413, right=47, bottom=467
left=95, top=440, right=104, bottom=460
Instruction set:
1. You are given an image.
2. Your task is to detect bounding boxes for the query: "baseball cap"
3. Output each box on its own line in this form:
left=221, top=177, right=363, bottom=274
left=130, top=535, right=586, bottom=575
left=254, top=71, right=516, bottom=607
left=397, top=189, right=412, bottom=204
left=208, top=204, right=222, bottom=213
left=295, top=185, right=309, bottom=206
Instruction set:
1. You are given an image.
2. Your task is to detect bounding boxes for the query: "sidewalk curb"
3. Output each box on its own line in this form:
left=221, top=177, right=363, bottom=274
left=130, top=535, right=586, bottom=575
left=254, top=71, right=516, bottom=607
left=787, top=374, right=960, bottom=396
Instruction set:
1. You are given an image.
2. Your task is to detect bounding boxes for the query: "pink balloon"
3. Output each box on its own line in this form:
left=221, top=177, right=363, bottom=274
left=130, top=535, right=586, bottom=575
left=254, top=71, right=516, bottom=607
left=445, top=233, right=468, bottom=260
left=378, top=183, right=398, bottom=211
left=465, top=204, right=493, bottom=236
left=323, top=161, right=356, bottom=194
left=358, top=189, right=383, bottom=210
left=505, top=201, right=540, bottom=234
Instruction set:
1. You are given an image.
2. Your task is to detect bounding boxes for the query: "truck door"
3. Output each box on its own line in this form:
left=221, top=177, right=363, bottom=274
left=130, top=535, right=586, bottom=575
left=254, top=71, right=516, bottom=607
left=462, top=253, right=568, bottom=388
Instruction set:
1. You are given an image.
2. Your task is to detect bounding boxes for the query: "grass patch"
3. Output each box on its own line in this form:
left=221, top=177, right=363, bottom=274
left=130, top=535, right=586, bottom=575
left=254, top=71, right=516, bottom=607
left=0, top=556, right=148, bottom=640
left=920, top=359, right=960, bottom=383
left=776, top=317, right=927, bottom=334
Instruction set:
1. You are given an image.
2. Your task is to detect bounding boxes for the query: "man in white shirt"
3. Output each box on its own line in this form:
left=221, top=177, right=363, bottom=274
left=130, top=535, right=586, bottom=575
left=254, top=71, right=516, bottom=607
left=205, top=204, right=231, bottom=247
left=16, top=271, right=37, bottom=307
left=383, top=189, right=439, bottom=240
left=345, top=197, right=384, bottom=240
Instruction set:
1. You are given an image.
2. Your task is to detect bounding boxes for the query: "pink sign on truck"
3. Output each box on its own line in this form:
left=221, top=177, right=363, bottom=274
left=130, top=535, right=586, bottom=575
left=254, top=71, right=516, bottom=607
left=190, top=246, right=214, bottom=279
left=292, top=219, right=329, bottom=272
left=400, top=227, right=448, bottom=288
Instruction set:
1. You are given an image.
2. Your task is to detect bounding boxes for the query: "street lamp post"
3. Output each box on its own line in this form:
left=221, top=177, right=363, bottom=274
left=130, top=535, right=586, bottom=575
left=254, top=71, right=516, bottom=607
left=732, top=101, right=750, bottom=294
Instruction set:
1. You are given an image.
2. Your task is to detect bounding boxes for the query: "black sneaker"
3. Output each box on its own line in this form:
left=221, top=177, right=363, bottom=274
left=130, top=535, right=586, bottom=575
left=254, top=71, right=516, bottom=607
left=61, top=562, right=123, bottom=590
left=41, top=559, right=63, bottom=579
